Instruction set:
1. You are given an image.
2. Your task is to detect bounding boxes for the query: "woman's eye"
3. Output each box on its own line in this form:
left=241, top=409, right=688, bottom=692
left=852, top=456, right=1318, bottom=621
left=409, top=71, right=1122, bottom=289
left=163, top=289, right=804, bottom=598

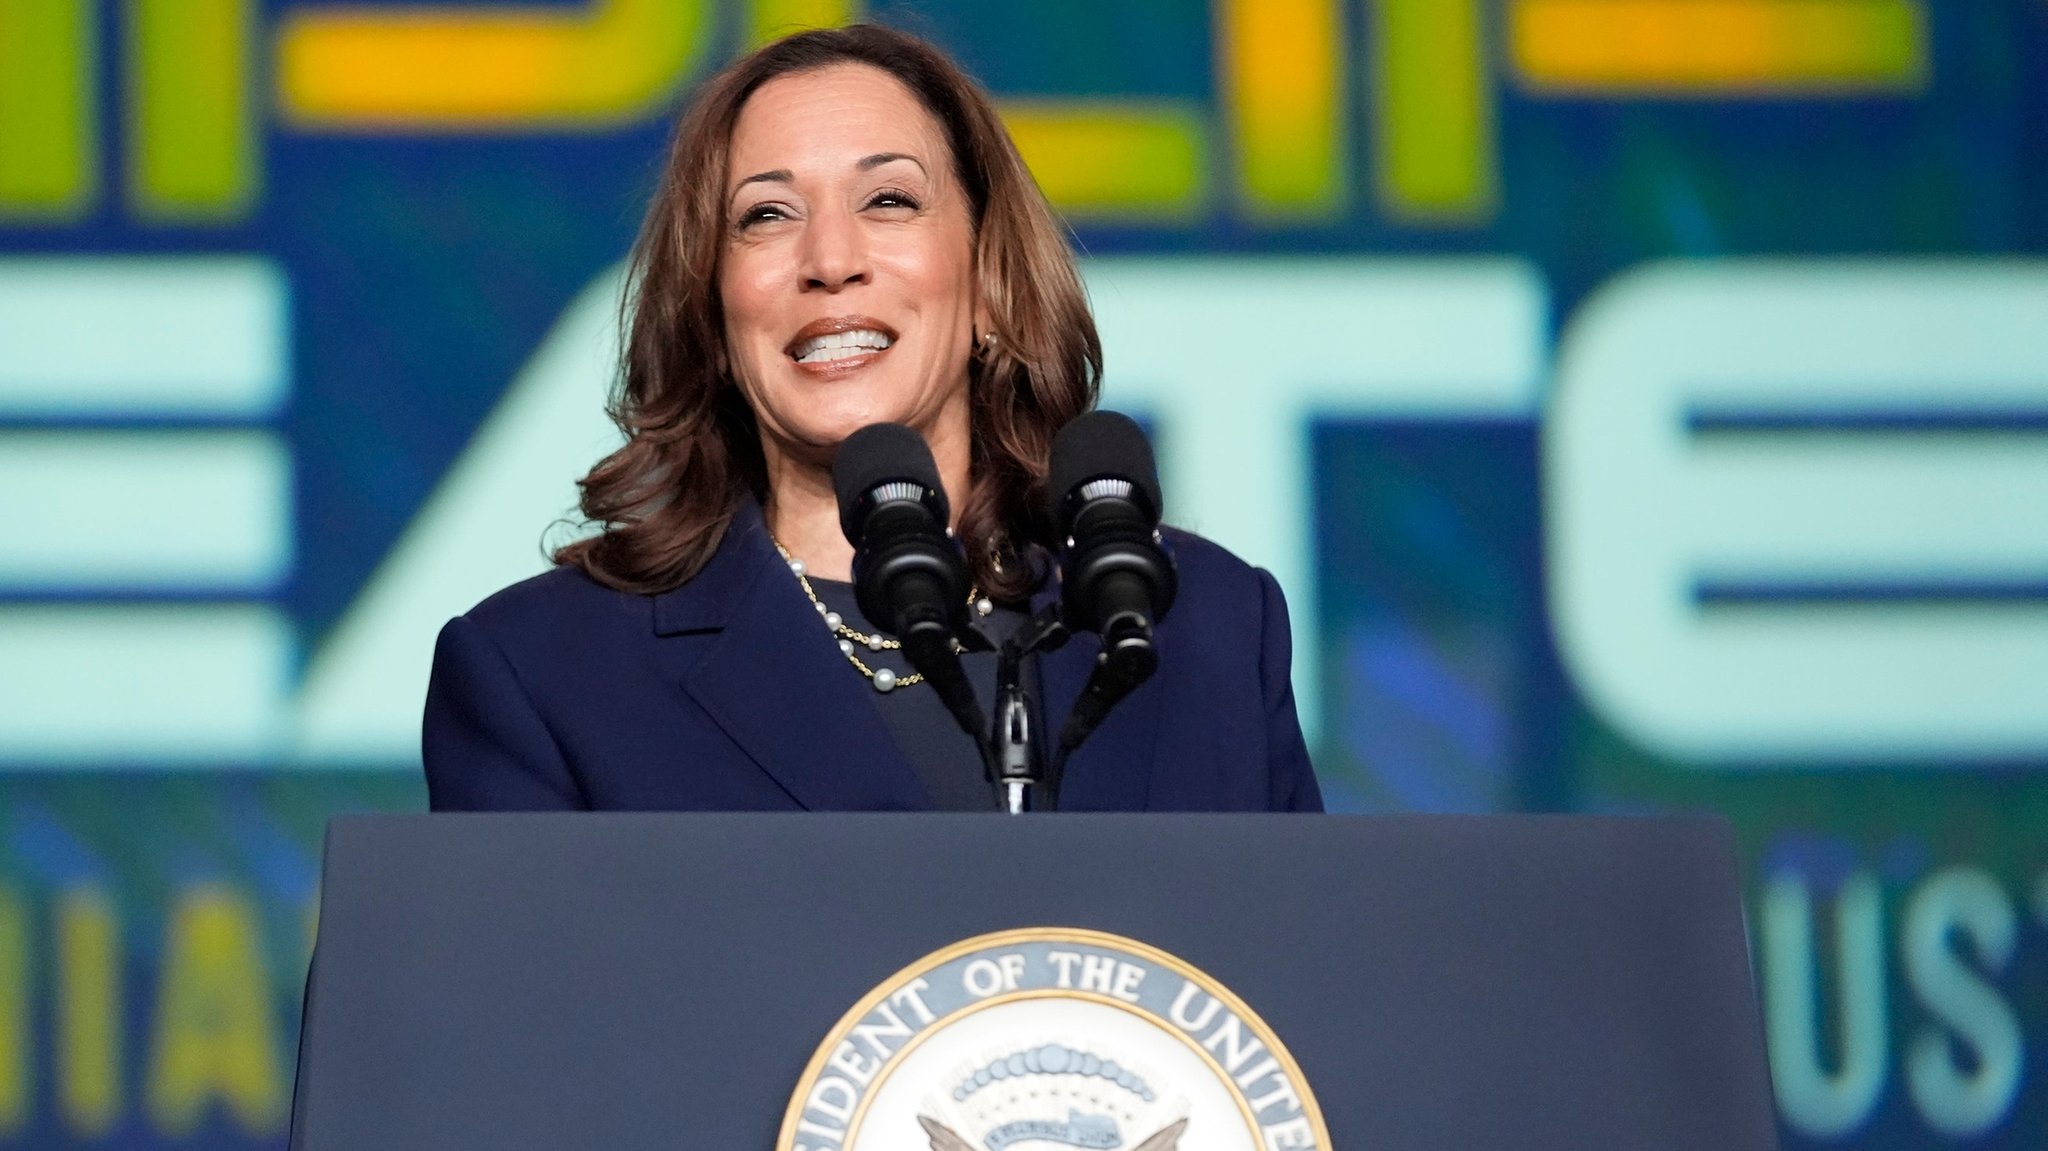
left=867, top=189, right=922, bottom=211
left=736, top=203, right=789, bottom=229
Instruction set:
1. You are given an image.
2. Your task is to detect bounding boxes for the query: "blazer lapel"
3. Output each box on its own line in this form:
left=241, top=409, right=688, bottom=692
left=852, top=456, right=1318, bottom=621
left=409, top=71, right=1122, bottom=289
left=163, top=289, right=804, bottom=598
left=654, top=504, right=931, bottom=811
left=1034, top=584, right=1162, bottom=811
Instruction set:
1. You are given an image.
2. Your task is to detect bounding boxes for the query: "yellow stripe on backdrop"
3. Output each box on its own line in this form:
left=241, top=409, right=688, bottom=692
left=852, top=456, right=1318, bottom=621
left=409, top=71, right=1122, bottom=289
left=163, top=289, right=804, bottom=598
left=1372, top=0, right=1496, bottom=224
left=57, top=886, right=121, bottom=1139
left=748, top=0, right=859, bottom=48
left=0, top=0, right=96, bottom=220
left=1002, top=103, right=1210, bottom=220
left=0, top=889, right=25, bottom=1136
left=130, top=0, right=259, bottom=221
left=1511, top=0, right=1928, bottom=93
left=1216, top=0, right=1346, bottom=219
left=276, top=0, right=711, bottom=129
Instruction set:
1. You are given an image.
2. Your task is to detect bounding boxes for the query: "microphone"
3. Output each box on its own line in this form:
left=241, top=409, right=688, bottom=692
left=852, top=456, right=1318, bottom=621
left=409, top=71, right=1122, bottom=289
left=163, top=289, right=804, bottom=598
left=832, top=424, right=984, bottom=738
left=1047, top=411, right=1178, bottom=758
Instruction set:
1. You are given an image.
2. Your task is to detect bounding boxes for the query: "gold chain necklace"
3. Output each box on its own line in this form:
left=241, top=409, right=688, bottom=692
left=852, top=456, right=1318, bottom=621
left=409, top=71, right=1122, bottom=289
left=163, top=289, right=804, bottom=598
left=773, top=540, right=992, bottom=693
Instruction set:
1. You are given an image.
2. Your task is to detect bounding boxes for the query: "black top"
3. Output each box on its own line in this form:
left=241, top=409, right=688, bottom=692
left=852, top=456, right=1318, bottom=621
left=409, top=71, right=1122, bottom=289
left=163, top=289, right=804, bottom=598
left=807, top=577, right=1038, bottom=812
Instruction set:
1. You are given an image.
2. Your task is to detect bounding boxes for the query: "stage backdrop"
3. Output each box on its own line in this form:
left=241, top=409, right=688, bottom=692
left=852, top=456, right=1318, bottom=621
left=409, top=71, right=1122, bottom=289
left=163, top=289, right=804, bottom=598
left=1, top=0, right=2046, bottom=1147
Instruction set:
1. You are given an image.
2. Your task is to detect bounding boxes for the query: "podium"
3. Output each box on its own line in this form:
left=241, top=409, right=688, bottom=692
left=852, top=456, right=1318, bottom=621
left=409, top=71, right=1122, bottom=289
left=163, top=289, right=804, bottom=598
left=288, top=813, right=1778, bottom=1150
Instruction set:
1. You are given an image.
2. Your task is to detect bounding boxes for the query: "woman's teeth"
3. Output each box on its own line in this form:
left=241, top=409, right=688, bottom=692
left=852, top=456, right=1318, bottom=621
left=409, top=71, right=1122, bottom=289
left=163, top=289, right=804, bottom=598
left=793, top=329, right=893, bottom=364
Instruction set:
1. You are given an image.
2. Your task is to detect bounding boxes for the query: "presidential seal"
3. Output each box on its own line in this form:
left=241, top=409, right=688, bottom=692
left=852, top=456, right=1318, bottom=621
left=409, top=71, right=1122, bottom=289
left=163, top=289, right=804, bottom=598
left=777, top=928, right=1329, bottom=1151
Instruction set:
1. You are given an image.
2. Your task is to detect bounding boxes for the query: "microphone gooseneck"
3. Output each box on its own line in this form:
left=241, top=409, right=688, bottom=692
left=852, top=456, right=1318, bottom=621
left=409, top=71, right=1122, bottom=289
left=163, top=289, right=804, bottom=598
left=1047, top=411, right=1178, bottom=761
left=832, top=424, right=986, bottom=742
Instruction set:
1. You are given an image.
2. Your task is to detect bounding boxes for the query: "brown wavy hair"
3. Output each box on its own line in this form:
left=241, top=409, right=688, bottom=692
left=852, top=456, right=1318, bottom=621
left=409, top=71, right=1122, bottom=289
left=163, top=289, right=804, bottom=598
left=555, top=23, right=1101, bottom=602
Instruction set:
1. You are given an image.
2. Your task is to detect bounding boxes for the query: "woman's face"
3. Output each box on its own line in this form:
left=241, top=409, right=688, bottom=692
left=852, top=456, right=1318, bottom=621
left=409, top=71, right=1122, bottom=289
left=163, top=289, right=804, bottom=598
left=719, top=63, right=980, bottom=473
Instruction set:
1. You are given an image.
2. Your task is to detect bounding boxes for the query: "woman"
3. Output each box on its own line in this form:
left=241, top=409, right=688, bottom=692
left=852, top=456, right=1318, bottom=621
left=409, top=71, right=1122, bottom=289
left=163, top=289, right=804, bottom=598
left=424, top=24, right=1321, bottom=813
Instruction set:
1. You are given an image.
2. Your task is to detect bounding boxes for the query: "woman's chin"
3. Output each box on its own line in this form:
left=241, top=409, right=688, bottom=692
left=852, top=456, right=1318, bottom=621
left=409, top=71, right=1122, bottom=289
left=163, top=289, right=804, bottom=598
left=768, top=408, right=916, bottom=458
left=769, top=391, right=946, bottom=448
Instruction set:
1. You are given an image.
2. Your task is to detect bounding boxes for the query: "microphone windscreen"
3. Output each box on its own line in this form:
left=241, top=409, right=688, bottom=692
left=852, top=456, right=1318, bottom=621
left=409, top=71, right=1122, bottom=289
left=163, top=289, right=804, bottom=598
left=833, top=423, right=948, bottom=542
left=1048, top=411, right=1163, bottom=527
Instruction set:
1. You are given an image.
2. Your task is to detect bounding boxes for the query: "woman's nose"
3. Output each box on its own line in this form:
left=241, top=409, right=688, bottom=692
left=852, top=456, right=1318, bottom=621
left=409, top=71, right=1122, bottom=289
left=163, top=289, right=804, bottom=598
left=800, top=207, right=869, bottom=292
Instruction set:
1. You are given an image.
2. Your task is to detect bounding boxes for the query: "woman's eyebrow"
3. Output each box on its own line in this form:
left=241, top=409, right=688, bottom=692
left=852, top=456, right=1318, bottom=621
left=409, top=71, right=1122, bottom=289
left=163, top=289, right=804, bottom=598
left=729, top=155, right=918, bottom=198
left=859, top=152, right=927, bottom=175
left=730, top=168, right=793, bottom=196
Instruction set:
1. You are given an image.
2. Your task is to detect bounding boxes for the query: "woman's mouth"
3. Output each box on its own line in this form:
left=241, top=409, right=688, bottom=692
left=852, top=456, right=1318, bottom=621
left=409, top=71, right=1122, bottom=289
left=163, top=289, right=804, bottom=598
left=785, top=317, right=901, bottom=376
left=790, top=328, right=895, bottom=364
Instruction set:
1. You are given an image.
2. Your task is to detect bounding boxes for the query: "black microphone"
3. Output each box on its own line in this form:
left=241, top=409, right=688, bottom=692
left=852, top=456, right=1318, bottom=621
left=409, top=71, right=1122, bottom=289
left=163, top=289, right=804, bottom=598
left=1047, top=411, right=1178, bottom=758
left=833, top=424, right=984, bottom=738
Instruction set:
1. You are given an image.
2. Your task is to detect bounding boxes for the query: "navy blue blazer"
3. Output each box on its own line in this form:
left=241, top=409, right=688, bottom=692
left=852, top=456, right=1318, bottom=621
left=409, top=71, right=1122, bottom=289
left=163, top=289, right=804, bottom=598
left=423, top=503, right=1322, bottom=812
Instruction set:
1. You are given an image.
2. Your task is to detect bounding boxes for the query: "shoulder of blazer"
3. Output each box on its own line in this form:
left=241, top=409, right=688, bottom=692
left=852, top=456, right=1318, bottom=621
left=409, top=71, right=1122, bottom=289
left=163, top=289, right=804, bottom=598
left=458, top=508, right=776, bottom=661
left=1157, top=525, right=1268, bottom=614
left=462, top=564, right=648, bottom=641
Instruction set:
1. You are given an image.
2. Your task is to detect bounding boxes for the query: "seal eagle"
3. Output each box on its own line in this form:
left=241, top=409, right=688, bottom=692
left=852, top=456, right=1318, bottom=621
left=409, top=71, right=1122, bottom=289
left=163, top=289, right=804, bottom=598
left=917, top=1114, right=1187, bottom=1151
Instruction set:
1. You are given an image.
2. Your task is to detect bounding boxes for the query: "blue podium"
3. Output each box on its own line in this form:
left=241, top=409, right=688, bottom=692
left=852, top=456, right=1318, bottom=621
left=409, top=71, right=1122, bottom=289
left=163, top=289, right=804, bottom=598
left=288, top=813, right=1776, bottom=1151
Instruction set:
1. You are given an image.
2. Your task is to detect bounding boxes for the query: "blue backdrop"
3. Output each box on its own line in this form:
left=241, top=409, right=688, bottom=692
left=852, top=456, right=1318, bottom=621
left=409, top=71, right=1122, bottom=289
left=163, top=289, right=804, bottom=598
left=1, top=0, right=2045, bottom=1146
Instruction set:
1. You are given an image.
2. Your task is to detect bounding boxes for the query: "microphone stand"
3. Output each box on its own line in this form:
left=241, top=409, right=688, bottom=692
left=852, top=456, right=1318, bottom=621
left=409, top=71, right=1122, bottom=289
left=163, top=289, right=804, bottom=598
left=948, top=597, right=1154, bottom=816
left=981, top=606, right=1068, bottom=814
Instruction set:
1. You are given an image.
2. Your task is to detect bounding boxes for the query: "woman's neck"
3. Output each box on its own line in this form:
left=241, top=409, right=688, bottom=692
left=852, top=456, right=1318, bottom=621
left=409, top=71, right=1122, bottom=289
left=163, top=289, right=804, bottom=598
left=762, top=424, right=971, bottom=582
left=762, top=460, right=855, bottom=580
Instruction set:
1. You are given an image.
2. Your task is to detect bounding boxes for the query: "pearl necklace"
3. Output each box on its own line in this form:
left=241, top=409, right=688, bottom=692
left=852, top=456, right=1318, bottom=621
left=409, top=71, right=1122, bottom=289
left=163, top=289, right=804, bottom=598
left=774, top=541, right=994, bottom=693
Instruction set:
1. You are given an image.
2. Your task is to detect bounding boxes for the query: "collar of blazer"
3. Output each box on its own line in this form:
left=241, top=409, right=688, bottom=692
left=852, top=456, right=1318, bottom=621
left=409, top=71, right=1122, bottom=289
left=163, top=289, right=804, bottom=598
left=647, top=497, right=1160, bottom=812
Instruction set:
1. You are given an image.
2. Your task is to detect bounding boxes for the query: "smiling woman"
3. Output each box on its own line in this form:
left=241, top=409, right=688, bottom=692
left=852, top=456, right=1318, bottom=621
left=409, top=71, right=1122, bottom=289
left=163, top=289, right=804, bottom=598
left=421, top=24, right=1323, bottom=815
left=562, top=27, right=1096, bottom=605
left=719, top=63, right=986, bottom=584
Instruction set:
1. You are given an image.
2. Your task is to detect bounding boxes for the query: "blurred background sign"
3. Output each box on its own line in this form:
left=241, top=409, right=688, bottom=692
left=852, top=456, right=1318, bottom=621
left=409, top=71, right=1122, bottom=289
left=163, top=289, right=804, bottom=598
left=0, top=0, right=2045, bottom=1146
